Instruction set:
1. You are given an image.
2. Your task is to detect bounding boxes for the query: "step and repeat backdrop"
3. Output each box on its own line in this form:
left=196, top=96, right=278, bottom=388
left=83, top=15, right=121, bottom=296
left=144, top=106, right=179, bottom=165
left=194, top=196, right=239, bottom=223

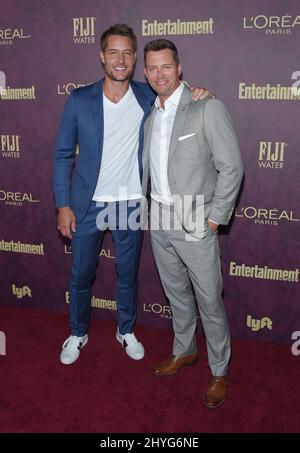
left=1, top=0, right=299, bottom=344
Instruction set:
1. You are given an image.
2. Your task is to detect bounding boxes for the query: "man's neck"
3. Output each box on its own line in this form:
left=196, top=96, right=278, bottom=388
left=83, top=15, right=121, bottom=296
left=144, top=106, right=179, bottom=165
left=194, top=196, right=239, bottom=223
left=158, top=83, right=181, bottom=109
left=103, top=77, right=130, bottom=104
left=158, top=96, right=167, bottom=109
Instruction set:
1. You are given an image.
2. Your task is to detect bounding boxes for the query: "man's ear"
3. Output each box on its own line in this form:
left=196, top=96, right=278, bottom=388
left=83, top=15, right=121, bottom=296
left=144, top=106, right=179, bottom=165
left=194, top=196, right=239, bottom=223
left=144, top=67, right=148, bottom=79
left=178, top=63, right=183, bottom=78
left=100, top=51, right=105, bottom=64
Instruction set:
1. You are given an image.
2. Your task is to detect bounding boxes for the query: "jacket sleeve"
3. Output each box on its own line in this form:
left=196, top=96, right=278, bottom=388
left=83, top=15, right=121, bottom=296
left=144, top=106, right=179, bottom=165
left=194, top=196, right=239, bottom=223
left=53, top=91, right=78, bottom=208
left=203, top=98, right=244, bottom=225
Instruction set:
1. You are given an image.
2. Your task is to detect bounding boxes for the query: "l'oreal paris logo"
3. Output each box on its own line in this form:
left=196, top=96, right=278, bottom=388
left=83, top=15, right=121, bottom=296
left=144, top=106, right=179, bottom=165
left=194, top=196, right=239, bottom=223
left=243, top=15, right=300, bottom=34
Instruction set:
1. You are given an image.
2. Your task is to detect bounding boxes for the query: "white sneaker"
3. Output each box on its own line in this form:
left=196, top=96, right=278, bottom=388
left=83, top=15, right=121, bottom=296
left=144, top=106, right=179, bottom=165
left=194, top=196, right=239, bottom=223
left=60, top=334, right=88, bottom=365
left=116, top=328, right=145, bottom=360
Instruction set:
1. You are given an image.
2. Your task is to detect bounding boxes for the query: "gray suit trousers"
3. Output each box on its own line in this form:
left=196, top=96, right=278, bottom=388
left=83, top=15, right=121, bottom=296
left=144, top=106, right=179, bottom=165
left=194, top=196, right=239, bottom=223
left=150, top=200, right=231, bottom=376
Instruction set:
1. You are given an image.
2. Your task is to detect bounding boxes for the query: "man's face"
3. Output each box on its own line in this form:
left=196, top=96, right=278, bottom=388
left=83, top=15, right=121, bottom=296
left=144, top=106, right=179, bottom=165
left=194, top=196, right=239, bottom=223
left=144, top=48, right=182, bottom=101
left=100, top=35, right=136, bottom=82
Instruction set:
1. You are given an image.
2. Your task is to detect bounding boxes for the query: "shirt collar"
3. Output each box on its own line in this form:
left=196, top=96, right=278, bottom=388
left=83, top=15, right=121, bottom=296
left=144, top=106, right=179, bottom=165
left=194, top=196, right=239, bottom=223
left=154, top=81, right=184, bottom=110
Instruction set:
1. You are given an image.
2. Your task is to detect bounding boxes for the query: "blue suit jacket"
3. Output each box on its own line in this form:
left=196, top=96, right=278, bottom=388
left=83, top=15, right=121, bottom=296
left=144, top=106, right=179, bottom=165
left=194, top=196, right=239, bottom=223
left=54, top=79, right=155, bottom=223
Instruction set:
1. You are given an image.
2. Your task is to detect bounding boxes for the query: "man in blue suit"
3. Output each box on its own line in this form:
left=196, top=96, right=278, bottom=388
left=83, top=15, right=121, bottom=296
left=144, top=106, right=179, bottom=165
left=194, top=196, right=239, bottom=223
left=54, top=24, right=207, bottom=365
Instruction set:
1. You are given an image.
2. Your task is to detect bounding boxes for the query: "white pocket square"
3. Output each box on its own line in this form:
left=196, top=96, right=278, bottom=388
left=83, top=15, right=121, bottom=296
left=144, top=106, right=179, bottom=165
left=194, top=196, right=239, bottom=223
left=178, top=133, right=196, bottom=141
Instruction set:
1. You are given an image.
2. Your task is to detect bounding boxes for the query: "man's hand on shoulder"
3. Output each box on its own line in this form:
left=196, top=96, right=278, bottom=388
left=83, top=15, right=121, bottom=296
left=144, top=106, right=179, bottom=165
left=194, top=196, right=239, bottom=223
left=57, top=207, right=76, bottom=239
left=184, top=80, right=216, bottom=101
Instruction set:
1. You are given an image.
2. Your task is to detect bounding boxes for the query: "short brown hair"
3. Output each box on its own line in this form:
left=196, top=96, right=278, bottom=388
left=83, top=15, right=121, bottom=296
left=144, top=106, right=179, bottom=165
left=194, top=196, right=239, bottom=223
left=100, top=24, right=137, bottom=52
left=144, top=39, right=180, bottom=66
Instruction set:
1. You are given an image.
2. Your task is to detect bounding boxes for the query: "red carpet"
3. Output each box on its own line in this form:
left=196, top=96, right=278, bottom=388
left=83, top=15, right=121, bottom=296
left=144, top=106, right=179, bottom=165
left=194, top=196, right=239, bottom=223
left=0, top=305, right=299, bottom=433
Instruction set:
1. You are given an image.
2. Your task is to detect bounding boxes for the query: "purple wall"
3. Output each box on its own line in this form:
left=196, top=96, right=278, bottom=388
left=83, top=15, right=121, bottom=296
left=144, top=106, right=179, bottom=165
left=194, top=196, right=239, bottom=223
left=1, top=0, right=299, bottom=343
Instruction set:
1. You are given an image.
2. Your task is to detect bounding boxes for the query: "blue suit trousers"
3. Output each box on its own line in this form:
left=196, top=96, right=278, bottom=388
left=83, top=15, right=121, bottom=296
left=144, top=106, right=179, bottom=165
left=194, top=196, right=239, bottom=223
left=69, top=201, right=142, bottom=336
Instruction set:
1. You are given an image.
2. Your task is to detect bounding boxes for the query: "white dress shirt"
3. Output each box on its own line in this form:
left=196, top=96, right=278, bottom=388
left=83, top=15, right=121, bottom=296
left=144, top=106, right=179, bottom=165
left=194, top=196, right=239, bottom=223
left=150, top=82, right=185, bottom=205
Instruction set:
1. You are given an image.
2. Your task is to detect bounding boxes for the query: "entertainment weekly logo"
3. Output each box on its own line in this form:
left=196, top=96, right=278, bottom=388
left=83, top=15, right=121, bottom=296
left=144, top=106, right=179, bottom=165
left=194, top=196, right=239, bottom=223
left=238, top=72, right=300, bottom=100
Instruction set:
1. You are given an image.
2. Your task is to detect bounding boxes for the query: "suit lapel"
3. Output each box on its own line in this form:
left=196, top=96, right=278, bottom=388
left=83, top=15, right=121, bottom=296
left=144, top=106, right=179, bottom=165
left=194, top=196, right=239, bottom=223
left=141, top=105, right=156, bottom=195
left=131, top=81, right=151, bottom=115
left=92, top=79, right=104, bottom=155
left=168, top=85, right=192, bottom=167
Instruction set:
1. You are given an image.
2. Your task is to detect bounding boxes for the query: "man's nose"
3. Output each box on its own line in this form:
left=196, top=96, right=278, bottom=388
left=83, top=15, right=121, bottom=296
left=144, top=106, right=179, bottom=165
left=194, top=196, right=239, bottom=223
left=157, top=67, right=164, bottom=78
left=118, top=53, right=125, bottom=64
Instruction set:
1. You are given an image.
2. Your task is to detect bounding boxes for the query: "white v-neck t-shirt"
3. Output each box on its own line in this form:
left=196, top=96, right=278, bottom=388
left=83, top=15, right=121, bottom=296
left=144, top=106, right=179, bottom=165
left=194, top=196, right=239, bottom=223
left=92, top=85, right=144, bottom=202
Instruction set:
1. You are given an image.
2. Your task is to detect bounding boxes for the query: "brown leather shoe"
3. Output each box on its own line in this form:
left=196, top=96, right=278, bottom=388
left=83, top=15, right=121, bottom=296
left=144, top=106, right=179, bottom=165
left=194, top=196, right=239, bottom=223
left=152, top=353, right=198, bottom=376
left=203, top=376, right=227, bottom=409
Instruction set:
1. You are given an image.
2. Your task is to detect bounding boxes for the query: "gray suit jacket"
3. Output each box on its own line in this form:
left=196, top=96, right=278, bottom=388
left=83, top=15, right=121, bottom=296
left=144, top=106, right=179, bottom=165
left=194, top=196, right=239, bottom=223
left=142, top=85, right=244, bottom=239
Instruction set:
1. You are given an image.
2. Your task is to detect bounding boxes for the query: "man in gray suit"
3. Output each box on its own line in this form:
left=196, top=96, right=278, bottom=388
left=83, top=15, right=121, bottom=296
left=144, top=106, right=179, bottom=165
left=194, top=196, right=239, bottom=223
left=142, top=39, right=244, bottom=409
